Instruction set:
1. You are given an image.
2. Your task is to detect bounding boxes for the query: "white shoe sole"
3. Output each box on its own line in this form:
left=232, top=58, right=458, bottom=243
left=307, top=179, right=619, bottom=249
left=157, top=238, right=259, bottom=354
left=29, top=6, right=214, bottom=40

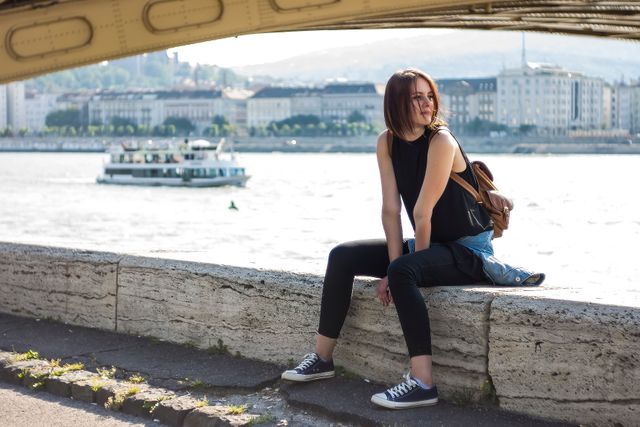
left=370, top=394, right=438, bottom=409
left=281, top=370, right=335, bottom=382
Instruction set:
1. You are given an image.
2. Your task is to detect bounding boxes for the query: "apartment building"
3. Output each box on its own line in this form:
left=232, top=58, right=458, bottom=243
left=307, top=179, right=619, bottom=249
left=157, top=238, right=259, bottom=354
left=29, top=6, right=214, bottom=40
left=24, top=92, right=59, bottom=131
left=321, top=83, right=383, bottom=125
left=497, top=63, right=603, bottom=135
left=437, top=78, right=497, bottom=130
left=247, top=83, right=383, bottom=128
left=88, top=88, right=255, bottom=133
left=616, top=82, right=640, bottom=134
left=247, top=87, right=322, bottom=128
left=0, top=82, right=27, bottom=131
left=0, top=85, right=6, bottom=129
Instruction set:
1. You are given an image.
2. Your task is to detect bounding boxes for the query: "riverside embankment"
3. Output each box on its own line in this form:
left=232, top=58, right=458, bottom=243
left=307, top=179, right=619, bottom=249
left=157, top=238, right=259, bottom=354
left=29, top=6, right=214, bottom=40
left=0, top=242, right=637, bottom=426
left=1, top=135, right=640, bottom=154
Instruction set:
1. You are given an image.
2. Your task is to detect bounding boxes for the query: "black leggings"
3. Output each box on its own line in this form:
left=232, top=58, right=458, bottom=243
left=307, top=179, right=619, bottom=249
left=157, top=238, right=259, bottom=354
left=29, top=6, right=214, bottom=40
left=318, top=239, right=486, bottom=357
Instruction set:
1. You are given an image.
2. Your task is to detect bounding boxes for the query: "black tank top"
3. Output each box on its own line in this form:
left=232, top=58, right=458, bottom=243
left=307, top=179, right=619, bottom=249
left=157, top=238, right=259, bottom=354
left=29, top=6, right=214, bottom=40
left=391, top=127, right=492, bottom=243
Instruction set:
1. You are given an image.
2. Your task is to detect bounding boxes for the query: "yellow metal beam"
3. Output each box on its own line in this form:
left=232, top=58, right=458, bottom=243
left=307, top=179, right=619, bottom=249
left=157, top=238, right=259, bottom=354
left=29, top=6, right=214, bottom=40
left=1, top=0, right=639, bottom=84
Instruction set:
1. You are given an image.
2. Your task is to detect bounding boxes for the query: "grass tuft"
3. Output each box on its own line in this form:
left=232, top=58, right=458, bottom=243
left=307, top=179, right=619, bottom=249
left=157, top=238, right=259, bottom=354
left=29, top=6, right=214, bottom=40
left=91, top=378, right=105, bottom=392
left=248, top=413, right=276, bottom=425
left=127, top=374, right=146, bottom=384
left=195, top=395, right=208, bottom=408
left=51, top=362, right=84, bottom=376
left=13, top=349, right=40, bottom=361
left=227, top=404, right=248, bottom=415
left=97, top=366, right=116, bottom=379
left=207, top=339, right=229, bottom=355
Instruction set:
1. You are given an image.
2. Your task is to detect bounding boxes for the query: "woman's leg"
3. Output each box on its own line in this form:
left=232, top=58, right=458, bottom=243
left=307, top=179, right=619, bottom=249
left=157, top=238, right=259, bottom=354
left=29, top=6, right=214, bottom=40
left=283, top=239, right=401, bottom=382
left=386, top=244, right=485, bottom=386
left=316, top=239, right=400, bottom=359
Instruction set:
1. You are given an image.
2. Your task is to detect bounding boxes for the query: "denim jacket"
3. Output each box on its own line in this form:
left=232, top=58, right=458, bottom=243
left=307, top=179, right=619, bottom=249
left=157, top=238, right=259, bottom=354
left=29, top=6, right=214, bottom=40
left=408, top=230, right=536, bottom=286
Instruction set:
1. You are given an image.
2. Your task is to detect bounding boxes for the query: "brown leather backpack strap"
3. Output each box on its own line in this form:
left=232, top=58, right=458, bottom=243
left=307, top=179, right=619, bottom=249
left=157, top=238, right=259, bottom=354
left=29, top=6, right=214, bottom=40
left=450, top=172, right=482, bottom=203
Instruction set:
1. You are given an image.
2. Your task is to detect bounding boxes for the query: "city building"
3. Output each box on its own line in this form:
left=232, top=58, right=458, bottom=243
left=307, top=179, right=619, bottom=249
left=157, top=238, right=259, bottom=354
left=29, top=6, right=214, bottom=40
left=247, top=83, right=383, bottom=129
left=437, top=78, right=497, bottom=131
left=497, top=63, right=604, bottom=135
left=321, top=83, right=383, bottom=125
left=24, top=92, right=59, bottom=132
left=0, top=85, right=6, bottom=129
left=56, top=91, right=94, bottom=128
left=87, top=89, right=247, bottom=133
left=609, top=82, right=637, bottom=133
left=1, top=82, right=27, bottom=131
left=247, top=87, right=322, bottom=128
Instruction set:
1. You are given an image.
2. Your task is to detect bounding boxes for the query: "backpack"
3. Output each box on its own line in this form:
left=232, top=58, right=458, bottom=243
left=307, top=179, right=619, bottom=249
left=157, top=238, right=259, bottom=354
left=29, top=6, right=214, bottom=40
left=449, top=157, right=514, bottom=239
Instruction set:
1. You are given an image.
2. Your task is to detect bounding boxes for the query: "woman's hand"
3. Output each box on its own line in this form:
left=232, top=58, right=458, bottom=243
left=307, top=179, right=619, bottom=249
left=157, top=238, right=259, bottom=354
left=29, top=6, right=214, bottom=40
left=375, top=276, right=393, bottom=306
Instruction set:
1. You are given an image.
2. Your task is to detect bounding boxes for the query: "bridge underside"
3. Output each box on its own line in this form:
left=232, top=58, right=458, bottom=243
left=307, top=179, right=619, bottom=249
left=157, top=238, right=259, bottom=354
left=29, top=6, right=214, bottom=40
left=1, top=0, right=639, bottom=83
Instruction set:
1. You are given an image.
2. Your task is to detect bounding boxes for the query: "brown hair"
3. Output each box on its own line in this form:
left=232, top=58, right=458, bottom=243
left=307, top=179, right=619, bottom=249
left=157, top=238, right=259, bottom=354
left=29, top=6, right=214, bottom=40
left=383, top=68, right=446, bottom=139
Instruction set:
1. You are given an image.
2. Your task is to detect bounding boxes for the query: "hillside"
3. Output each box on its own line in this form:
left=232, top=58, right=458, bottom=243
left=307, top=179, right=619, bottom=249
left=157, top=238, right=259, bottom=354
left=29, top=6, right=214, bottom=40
left=234, top=30, right=640, bottom=83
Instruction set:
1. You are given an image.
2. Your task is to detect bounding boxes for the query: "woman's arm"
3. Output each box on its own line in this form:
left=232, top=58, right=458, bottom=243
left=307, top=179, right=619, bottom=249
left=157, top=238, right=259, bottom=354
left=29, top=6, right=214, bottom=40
left=413, top=130, right=457, bottom=251
left=376, top=130, right=403, bottom=263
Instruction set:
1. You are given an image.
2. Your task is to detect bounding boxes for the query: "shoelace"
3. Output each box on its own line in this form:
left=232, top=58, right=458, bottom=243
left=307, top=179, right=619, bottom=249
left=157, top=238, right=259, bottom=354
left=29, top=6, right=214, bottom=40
left=386, top=373, right=418, bottom=398
left=295, top=353, right=318, bottom=371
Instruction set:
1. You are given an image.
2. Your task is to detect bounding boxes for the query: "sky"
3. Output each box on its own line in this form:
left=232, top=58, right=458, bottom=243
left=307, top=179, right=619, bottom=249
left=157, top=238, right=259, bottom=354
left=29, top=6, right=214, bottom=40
left=169, top=28, right=449, bottom=68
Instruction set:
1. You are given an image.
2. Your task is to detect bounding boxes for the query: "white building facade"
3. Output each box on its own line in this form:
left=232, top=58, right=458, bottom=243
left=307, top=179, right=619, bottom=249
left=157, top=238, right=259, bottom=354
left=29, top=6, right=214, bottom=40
left=497, top=63, right=603, bottom=135
left=87, top=89, right=246, bottom=133
left=247, top=87, right=321, bottom=128
left=0, top=85, right=7, bottom=129
left=321, top=83, right=383, bottom=126
left=1, top=82, right=27, bottom=131
left=24, top=92, right=59, bottom=131
left=438, top=78, right=497, bottom=130
left=247, top=83, right=383, bottom=128
left=609, top=82, right=639, bottom=133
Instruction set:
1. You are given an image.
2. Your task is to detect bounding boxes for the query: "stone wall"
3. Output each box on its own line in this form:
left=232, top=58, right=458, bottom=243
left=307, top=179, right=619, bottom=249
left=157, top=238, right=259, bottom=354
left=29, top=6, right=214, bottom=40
left=0, top=242, right=638, bottom=426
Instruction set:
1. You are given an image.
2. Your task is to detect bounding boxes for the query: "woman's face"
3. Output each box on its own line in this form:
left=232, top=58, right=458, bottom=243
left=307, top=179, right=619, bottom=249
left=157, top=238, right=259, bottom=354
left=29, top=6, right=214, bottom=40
left=410, top=77, right=435, bottom=128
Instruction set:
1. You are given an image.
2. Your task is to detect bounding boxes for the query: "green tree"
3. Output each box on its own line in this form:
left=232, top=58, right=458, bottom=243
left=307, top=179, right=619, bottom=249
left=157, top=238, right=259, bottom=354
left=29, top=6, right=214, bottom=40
left=46, top=109, right=81, bottom=128
left=164, top=117, right=195, bottom=135
left=347, top=110, right=367, bottom=123
left=212, top=115, right=229, bottom=127
left=110, top=116, right=136, bottom=129
left=518, top=124, right=536, bottom=136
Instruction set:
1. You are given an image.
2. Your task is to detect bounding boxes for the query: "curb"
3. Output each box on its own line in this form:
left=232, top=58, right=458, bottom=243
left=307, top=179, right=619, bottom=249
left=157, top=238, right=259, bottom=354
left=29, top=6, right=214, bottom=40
left=0, top=350, right=267, bottom=427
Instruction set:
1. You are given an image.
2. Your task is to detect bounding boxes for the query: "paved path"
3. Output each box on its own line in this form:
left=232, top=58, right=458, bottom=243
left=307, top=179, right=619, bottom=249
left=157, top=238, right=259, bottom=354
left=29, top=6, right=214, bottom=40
left=0, top=382, right=155, bottom=427
left=0, top=313, right=574, bottom=426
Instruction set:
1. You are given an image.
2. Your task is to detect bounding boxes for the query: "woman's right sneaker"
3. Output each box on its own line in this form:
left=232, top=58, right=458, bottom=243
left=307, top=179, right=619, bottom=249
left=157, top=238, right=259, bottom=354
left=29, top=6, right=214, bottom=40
left=281, top=353, right=335, bottom=382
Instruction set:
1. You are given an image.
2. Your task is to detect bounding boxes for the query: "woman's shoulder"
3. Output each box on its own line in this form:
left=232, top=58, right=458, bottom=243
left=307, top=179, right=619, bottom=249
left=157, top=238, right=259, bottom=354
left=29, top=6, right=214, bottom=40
left=376, top=129, right=393, bottom=156
left=428, top=126, right=456, bottom=146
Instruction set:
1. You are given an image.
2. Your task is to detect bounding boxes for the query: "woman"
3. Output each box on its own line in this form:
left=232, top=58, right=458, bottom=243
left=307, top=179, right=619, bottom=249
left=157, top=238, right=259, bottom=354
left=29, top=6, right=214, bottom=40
left=281, top=68, right=544, bottom=409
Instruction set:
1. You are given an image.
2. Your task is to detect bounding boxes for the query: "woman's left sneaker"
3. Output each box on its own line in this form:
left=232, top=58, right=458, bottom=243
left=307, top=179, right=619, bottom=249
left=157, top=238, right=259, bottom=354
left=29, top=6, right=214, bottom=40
left=281, top=352, right=335, bottom=382
left=371, top=373, right=438, bottom=409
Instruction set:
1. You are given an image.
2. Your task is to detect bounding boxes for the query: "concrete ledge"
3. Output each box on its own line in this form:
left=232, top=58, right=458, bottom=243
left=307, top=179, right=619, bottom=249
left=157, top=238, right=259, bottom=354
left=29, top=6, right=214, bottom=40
left=0, top=243, right=119, bottom=330
left=0, top=242, right=638, bottom=426
left=489, top=295, right=640, bottom=426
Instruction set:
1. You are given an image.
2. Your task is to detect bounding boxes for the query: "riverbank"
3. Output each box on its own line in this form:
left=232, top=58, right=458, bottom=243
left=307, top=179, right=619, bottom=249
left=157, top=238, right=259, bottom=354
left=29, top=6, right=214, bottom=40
left=1, top=136, right=639, bottom=154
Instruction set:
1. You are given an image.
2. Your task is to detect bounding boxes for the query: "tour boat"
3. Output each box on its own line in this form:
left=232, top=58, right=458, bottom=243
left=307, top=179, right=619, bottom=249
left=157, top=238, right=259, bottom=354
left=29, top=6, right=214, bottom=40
left=96, top=138, right=249, bottom=187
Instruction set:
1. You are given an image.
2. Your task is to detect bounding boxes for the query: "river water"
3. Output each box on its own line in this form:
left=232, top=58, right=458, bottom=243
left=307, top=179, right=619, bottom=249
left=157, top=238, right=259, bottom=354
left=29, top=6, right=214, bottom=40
left=1, top=152, right=638, bottom=306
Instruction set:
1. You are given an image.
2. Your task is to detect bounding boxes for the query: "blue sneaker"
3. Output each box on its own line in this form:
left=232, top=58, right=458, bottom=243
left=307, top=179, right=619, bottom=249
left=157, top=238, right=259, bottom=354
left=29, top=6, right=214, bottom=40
left=281, top=353, right=335, bottom=382
left=371, top=374, right=438, bottom=409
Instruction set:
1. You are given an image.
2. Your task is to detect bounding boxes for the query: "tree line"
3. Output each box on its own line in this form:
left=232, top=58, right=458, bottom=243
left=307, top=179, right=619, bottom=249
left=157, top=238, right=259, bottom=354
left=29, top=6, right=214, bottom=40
left=1, top=108, right=530, bottom=138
